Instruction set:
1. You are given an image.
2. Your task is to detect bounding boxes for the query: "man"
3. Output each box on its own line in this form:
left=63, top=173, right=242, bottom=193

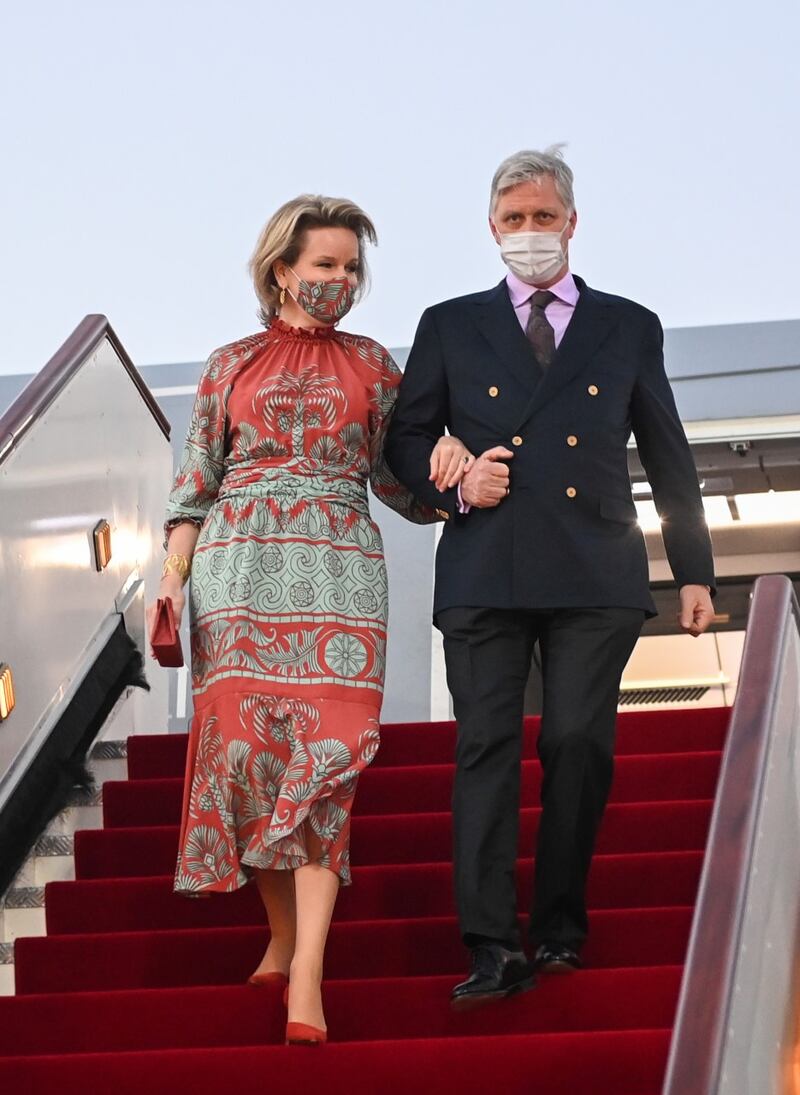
left=384, top=147, right=716, bottom=1009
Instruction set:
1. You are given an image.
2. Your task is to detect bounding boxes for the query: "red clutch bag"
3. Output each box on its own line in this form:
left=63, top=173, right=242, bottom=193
left=151, top=598, right=184, bottom=667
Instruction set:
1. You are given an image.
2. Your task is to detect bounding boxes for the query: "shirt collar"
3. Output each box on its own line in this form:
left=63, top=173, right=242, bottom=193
left=506, top=269, right=579, bottom=308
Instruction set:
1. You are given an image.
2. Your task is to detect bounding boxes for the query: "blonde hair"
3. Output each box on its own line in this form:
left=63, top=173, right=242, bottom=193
left=249, top=194, right=378, bottom=324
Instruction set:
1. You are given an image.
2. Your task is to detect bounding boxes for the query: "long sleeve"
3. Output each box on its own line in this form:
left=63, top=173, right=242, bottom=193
left=163, top=349, right=230, bottom=545
left=368, top=350, right=441, bottom=525
left=383, top=308, right=460, bottom=518
left=630, top=314, right=717, bottom=594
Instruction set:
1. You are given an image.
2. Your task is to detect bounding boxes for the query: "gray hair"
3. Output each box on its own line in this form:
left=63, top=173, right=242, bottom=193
left=489, top=144, right=575, bottom=216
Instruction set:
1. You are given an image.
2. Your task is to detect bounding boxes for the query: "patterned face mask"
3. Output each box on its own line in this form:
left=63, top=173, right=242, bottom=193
left=288, top=269, right=356, bottom=323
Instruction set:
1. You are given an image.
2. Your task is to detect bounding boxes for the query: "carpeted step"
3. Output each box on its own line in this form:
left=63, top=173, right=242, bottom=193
left=0, top=1029, right=673, bottom=1095
left=45, top=851, right=704, bottom=935
left=0, top=967, right=683, bottom=1055
left=103, top=751, right=723, bottom=827
left=76, top=799, right=713, bottom=879
left=15, top=907, right=694, bottom=995
left=126, top=707, right=729, bottom=778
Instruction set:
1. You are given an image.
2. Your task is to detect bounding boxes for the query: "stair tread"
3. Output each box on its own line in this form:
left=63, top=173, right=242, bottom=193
left=0, top=970, right=682, bottom=1054
left=102, top=751, right=724, bottom=826
left=74, top=799, right=715, bottom=878
left=126, top=707, right=729, bottom=775
left=43, top=851, right=706, bottom=936
left=0, top=1029, right=673, bottom=1095
left=14, top=907, right=694, bottom=993
left=121, top=749, right=723, bottom=778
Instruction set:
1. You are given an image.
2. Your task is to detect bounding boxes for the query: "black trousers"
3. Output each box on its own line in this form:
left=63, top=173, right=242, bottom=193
left=436, top=605, right=645, bottom=952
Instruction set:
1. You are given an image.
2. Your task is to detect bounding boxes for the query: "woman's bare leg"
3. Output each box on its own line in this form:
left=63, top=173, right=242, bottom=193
left=250, top=869, right=296, bottom=976
left=287, top=825, right=339, bottom=1030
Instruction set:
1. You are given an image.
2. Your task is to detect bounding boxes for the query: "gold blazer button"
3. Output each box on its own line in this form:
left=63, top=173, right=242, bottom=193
left=512, top=436, right=523, bottom=446
left=566, top=486, right=577, bottom=498
left=435, top=508, right=450, bottom=521
left=588, top=384, right=599, bottom=396
left=567, top=435, right=578, bottom=446
left=488, top=386, right=499, bottom=397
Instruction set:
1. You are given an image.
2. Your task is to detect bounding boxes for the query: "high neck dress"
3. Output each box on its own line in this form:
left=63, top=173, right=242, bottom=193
left=164, top=318, right=437, bottom=893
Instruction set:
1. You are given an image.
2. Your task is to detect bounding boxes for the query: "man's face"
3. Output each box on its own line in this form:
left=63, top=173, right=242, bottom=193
left=489, top=176, right=576, bottom=244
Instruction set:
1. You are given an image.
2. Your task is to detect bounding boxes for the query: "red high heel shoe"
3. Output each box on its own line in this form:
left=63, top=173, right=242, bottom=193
left=285, top=1021, right=327, bottom=1046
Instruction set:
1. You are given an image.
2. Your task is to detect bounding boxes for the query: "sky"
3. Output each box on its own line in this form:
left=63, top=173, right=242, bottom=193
left=1, top=0, right=799, bottom=375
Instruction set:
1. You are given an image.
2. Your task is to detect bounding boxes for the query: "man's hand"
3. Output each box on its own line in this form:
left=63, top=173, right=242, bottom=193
left=460, top=446, right=514, bottom=508
left=678, top=585, right=714, bottom=637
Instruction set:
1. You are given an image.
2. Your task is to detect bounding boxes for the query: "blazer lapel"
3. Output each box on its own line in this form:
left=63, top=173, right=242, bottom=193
left=514, top=276, right=618, bottom=426
left=472, top=280, right=543, bottom=398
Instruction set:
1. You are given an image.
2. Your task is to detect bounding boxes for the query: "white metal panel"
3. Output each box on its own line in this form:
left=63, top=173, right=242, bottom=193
left=621, top=632, right=732, bottom=710
left=0, top=337, right=172, bottom=806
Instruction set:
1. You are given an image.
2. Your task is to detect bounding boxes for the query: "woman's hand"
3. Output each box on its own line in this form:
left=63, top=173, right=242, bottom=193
left=146, top=578, right=186, bottom=658
left=429, top=436, right=476, bottom=492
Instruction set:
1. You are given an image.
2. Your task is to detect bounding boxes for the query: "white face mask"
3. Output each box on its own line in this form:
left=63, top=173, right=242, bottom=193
left=497, top=220, right=572, bottom=285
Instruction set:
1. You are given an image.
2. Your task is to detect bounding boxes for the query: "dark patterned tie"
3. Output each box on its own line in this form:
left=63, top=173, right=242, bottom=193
left=525, top=290, right=557, bottom=371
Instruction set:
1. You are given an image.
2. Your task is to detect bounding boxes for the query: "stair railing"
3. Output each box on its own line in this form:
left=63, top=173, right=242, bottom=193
left=663, top=573, right=800, bottom=1095
left=0, top=315, right=169, bottom=462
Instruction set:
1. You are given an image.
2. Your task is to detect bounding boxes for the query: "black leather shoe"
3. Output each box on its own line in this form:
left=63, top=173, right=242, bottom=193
left=450, top=943, right=536, bottom=1011
left=533, top=942, right=582, bottom=973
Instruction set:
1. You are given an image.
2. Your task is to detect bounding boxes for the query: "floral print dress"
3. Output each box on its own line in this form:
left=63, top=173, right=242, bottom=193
left=165, top=318, right=436, bottom=894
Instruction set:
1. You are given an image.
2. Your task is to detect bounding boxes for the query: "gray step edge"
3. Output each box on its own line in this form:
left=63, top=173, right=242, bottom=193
left=3, top=886, right=46, bottom=909
left=90, top=740, right=128, bottom=760
left=33, top=834, right=74, bottom=857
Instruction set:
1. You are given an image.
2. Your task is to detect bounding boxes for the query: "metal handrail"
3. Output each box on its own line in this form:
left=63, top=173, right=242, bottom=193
left=0, top=315, right=170, bottom=464
left=663, top=573, right=800, bottom=1093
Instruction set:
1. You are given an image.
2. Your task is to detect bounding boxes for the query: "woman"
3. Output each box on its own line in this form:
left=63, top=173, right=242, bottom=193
left=147, top=195, right=473, bottom=1046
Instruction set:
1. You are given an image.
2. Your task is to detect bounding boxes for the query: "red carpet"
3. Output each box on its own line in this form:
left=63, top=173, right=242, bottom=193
left=2, top=707, right=728, bottom=1094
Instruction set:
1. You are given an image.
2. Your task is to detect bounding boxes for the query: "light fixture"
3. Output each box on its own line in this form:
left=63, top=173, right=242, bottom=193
left=93, top=519, right=112, bottom=571
left=0, top=664, right=15, bottom=721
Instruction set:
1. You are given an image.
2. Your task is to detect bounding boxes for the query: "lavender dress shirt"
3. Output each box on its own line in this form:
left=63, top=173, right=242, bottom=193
left=505, top=269, right=579, bottom=346
left=456, top=270, right=580, bottom=511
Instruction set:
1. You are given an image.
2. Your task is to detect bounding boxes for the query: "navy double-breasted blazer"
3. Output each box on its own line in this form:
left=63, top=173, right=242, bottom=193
left=384, top=275, right=716, bottom=619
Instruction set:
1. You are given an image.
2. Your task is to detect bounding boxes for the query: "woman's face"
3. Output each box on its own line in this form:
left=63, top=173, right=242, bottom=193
left=274, top=226, right=361, bottom=327
left=280, top=226, right=361, bottom=291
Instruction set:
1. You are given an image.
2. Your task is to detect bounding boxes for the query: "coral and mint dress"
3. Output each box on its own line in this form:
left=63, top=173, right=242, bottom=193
left=164, top=319, right=436, bottom=894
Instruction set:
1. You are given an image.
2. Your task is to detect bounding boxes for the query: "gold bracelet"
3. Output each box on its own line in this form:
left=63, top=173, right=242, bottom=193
left=162, top=553, right=191, bottom=583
